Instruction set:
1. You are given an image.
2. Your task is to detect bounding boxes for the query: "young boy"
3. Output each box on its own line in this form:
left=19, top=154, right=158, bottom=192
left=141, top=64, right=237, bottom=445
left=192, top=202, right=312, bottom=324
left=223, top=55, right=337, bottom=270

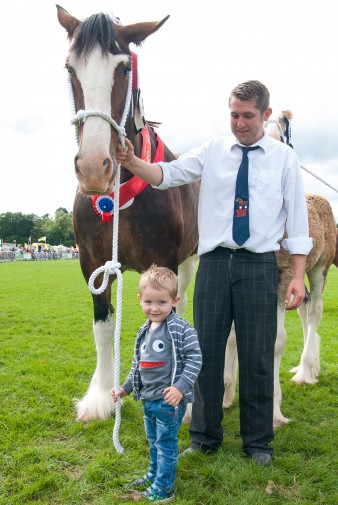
left=112, top=265, right=202, bottom=503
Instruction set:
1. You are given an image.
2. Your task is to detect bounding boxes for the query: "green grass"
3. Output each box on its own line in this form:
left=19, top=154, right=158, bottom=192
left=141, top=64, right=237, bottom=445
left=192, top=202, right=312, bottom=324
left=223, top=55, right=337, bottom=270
left=0, top=261, right=337, bottom=504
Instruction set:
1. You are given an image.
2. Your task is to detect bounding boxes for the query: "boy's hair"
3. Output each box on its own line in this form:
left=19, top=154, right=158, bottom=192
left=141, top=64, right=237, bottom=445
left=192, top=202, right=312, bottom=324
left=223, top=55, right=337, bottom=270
left=229, top=80, right=270, bottom=114
left=139, top=264, right=178, bottom=299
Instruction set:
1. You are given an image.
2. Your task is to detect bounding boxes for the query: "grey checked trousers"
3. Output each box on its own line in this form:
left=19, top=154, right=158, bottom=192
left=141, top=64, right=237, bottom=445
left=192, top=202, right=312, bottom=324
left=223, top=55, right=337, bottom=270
left=190, top=246, right=278, bottom=454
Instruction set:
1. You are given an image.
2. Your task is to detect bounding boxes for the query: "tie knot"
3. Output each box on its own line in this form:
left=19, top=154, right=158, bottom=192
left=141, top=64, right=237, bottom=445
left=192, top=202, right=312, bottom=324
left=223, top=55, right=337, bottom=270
left=240, top=145, right=260, bottom=155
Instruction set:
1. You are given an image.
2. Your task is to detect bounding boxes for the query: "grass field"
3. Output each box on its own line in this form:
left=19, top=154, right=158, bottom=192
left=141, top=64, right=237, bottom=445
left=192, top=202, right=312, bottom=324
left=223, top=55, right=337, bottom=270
left=0, top=260, right=337, bottom=504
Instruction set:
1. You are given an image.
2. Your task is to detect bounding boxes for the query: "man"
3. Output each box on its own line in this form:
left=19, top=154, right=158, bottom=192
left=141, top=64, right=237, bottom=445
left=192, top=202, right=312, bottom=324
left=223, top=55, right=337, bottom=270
left=116, top=80, right=312, bottom=465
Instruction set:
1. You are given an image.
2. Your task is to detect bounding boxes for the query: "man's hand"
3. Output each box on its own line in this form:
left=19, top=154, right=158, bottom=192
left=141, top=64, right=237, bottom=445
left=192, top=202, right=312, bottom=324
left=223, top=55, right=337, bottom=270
left=284, top=278, right=305, bottom=310
left=116, top=138, right=134, bottom=168
left=285, top=254, right=307, bottom=310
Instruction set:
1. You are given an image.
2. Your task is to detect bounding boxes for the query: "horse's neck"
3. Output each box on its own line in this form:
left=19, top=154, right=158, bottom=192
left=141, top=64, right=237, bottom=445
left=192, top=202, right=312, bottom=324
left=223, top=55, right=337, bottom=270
left=266, top=119, right=285, bottom=142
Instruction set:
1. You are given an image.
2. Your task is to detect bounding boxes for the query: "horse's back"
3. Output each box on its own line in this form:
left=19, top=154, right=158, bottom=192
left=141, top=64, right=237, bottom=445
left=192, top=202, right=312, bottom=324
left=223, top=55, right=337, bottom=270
left=276, top=193, right=336, bottom=300
left=306, top=193, right=336, bottom=271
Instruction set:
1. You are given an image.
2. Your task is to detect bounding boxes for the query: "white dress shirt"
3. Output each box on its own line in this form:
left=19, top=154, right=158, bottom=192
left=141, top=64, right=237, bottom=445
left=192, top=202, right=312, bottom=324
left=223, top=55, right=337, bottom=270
left=156, top=133, right=313, bottom=256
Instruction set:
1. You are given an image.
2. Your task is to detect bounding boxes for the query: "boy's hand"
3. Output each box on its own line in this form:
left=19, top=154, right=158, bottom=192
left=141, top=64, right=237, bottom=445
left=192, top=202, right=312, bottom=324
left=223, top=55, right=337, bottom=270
left=163, top=386, right=183, bottom=406
left=111, top=387, right=127, bottom=402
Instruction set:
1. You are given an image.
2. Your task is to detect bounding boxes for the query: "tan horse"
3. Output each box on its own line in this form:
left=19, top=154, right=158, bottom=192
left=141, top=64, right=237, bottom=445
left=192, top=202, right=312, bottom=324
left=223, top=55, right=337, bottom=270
left=184, top=113, right=337, bottom=429
left=265, top=110, right=293, bottom=146
left=222, top=193, right=336, bottom=428
left=222, top=113, right=337, bottom=427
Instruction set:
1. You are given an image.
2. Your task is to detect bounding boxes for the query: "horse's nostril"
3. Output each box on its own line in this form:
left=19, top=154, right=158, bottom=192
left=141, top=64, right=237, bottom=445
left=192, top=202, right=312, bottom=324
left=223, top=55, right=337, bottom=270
left=103, top=158, right=112, bottom=178
left=74, top=155, right=80, bottom=174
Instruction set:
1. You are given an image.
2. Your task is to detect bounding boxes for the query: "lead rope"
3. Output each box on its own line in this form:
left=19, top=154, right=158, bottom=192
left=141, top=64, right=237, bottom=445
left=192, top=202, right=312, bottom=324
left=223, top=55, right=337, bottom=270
left=68, top=69, right=133, bottom=454
left=300, top=165, right=338, bottom=193
left=264, top=119, right=338, bottom=194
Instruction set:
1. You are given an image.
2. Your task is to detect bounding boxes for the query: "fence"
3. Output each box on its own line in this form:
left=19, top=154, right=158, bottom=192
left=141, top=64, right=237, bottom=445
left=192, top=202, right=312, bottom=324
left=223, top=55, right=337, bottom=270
left=0, top=250, right=79, bottom=262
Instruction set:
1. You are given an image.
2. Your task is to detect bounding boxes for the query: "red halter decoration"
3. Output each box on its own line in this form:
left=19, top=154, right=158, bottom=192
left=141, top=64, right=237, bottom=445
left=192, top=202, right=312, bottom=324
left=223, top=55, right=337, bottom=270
left=91, top=126, right=164, bottom=222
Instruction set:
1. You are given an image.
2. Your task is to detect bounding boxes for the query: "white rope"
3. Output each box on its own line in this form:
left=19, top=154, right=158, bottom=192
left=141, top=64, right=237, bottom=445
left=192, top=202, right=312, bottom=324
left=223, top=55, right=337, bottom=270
left=301, top=165, right=338, bottom=193
left=71, top=109, right=126, bottom=145
left=69, top=68, right=133, bottom=454
left=264, top=118, right=338, bottom=194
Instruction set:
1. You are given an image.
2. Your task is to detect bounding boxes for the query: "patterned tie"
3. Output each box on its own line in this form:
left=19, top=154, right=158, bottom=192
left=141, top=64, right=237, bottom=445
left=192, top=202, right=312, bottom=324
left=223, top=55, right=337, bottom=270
left=232, top=146, right=259, bottom=246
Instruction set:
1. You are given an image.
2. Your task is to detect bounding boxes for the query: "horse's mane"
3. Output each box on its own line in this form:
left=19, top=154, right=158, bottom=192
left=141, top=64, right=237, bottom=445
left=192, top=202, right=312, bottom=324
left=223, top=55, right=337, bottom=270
left=72, top=13, right=120, bottom=58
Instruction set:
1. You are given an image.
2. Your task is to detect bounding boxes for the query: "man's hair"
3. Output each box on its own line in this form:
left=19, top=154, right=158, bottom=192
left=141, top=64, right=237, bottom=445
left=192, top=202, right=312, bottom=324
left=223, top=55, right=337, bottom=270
left=139, top=264, right=178, bottom=299
left=229, top=80, right=270, bottom=113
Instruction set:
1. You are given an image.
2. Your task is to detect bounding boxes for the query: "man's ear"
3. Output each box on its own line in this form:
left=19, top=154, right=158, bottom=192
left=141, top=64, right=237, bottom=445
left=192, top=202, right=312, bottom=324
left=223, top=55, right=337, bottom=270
left=137, top=293, right=141, bottom=301
left=264, top=107, right=272, bottom=122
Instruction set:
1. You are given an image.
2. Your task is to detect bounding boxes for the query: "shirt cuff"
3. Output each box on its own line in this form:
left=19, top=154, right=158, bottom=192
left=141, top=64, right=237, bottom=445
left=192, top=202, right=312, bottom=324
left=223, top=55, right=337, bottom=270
left=152, top=163, right=169, bottom=190
left=281, top=237, right=313, bottom=255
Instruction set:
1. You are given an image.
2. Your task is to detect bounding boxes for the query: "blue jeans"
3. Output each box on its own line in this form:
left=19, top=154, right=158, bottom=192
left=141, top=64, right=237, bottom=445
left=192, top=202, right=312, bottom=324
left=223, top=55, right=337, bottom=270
left=142, top=399, right=187, bottom=493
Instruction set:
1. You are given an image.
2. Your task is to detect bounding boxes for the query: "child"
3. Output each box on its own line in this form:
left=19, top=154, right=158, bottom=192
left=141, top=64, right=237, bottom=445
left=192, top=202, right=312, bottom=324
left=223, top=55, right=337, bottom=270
left=112, top=265, right=202, bottom=503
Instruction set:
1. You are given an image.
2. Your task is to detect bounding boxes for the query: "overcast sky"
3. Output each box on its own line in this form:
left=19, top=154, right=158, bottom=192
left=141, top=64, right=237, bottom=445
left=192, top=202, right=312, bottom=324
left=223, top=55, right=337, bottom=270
left=1, top=0, right=337, bottom=220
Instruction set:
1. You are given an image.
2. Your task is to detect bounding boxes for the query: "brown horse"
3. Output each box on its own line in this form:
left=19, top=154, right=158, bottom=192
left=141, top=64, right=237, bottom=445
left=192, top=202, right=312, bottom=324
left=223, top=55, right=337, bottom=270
left=57, top=6, right=199, bottom=421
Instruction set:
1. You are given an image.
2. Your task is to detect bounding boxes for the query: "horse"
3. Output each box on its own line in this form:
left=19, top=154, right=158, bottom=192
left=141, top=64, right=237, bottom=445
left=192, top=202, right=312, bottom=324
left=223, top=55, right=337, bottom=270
left=264, top=110, right=293, bottom=147
left=57, top=6, right=199, bottom=421
left=334, top=229, right=338, bottom=268
left=222, top=193, right=337, bottom=427
left=183, top=111, right=337, bottom=428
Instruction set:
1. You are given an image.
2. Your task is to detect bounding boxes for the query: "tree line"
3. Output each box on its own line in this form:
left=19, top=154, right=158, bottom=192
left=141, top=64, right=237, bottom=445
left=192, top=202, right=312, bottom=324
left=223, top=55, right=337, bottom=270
left=0, top=208, right=75, bottom=247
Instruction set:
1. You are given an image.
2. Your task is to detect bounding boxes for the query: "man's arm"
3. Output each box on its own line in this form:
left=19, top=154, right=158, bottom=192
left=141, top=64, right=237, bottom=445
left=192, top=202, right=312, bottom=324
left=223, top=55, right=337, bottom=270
left=116, top=138, right=163, bottom=186
left=284, top=254, right=307, bottom=310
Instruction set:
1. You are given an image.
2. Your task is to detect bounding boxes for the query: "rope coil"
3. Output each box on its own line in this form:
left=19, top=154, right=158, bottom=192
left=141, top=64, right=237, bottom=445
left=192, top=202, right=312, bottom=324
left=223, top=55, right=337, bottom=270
left=68, top=67, right=133, bottom=454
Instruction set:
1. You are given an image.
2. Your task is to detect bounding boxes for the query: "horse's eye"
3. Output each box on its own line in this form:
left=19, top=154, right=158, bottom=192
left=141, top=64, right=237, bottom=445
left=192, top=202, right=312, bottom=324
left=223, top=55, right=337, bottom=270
left=122, top=65, right=131, bottom=78
left=66, top=65, right=75, bottom=77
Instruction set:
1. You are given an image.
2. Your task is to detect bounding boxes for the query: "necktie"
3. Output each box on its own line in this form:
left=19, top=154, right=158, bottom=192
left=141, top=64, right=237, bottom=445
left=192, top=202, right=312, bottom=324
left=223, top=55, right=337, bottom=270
left=232, top=146, right=259, bottom=246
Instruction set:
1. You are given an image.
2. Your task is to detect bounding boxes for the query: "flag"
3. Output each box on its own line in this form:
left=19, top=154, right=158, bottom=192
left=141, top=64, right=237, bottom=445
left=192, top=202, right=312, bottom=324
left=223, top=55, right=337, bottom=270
left=28, top=236, right=31, bottom=245
left=38, top=236, right=46, bottom=242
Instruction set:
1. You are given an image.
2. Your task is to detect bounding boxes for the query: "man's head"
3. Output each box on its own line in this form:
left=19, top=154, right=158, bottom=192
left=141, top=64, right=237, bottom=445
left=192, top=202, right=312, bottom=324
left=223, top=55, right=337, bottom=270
left=229, top=80, right=272, bottom=146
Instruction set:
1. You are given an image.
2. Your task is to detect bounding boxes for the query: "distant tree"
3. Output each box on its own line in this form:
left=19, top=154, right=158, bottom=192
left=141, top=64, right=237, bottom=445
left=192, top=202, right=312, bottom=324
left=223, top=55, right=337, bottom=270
left=46, top=209, right=74, bottom=246
left=0, top=210, right=75, bottom=246
left=55, top=207, right=69, bottom=216
left=0, top=212, right=38, bottom=244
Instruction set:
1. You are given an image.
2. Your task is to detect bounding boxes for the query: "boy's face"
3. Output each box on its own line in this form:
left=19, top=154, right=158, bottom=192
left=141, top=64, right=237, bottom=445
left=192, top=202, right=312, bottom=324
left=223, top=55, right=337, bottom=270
left=138, top=286, right=179, bottom=324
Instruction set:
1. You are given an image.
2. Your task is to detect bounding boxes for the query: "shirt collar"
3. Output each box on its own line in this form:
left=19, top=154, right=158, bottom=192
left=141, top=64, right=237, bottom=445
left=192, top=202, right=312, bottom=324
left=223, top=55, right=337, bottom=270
left=230, top=132, right=268, bottom=153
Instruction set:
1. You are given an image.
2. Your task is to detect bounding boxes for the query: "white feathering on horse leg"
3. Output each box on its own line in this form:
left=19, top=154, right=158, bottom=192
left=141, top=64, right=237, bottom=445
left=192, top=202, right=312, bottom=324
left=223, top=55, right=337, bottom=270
left=75, top=316, right=116, bottom=421
left=223, top=325, right=238, bottom=409
left=177, top=255, right=198, bottom=316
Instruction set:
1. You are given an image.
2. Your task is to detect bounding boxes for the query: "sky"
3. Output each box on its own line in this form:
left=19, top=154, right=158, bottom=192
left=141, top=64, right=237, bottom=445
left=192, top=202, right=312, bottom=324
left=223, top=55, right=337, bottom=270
left=1, top=0, right=338, bottom=220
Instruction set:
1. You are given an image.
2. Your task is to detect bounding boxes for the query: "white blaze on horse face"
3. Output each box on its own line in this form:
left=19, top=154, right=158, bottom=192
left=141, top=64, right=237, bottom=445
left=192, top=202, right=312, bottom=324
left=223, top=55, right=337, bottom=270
left=69, top=46, right=129, bottom=193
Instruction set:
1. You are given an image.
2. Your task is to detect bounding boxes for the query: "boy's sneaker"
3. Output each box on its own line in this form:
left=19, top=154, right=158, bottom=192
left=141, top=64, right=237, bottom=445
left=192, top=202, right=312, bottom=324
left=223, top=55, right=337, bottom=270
left=140, top=484, right=174, bottom=502
left=132, top=473, right=155, bottom=490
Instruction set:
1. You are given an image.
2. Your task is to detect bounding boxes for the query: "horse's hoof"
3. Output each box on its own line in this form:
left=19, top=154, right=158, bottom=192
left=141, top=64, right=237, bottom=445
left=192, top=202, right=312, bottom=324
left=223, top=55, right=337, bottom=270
left=291, top=374, right=318, bottom=385
left=273, top=415, right=290, bottom=429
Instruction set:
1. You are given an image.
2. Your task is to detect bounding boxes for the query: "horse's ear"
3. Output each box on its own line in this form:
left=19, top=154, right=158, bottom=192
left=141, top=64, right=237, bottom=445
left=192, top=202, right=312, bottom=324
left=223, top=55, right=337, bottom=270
left=119, top=15, right=170, bottom=47
left=56, top=5, right=81, bottom=38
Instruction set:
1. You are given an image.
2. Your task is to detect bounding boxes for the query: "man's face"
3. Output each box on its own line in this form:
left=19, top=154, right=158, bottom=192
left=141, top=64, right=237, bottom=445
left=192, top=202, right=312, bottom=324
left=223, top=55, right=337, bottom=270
left=229, top=96, right=271, bottom=146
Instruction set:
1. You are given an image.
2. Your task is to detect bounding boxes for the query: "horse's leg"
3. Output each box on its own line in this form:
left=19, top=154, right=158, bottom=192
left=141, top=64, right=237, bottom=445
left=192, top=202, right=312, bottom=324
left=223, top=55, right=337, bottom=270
left=75, top=293, right=116, bottom=421
left=289, top=301, right=308, bottom=375
left=182, top=403, right=192, bottom=424
left=177, top=254, right=198, bottom=316
left=291, top=268, right=324, bottom=385
left=223, top=324, right=238, bottom=408
left=273, top=305, right=290, bottom=428
left=180, top=255, right=198, bottom=425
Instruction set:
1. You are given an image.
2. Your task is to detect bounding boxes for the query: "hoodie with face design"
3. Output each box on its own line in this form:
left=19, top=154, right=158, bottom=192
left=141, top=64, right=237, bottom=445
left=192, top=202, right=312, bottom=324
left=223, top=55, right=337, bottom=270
left=121, top=311, right=202, bottom=404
